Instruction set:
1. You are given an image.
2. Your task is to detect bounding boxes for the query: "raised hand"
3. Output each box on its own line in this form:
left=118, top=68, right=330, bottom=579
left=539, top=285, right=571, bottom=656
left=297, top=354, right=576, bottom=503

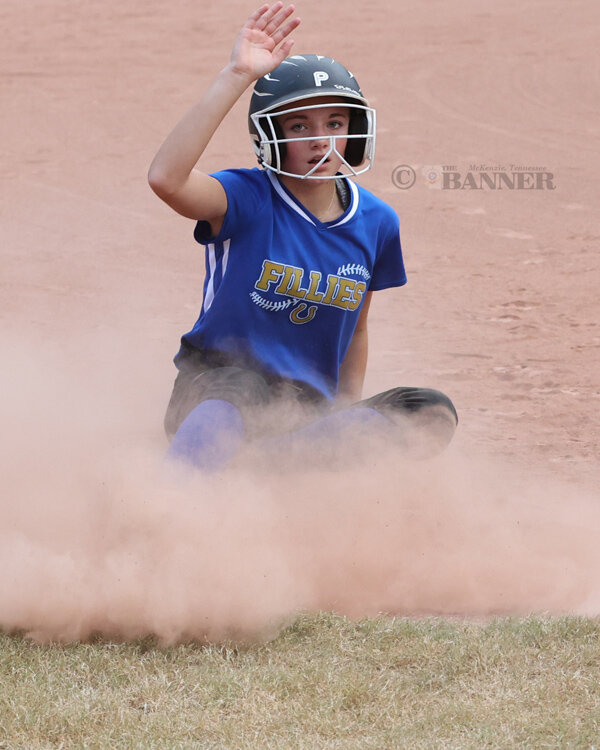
left=229, top=3, right=301, bottom=81
left=149, top=3, right=301, bottom=220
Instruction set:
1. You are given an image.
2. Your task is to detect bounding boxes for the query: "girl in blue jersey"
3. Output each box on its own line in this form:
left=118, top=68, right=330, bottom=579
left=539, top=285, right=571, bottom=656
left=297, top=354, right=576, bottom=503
left=149, top=2, right=457, bottom=470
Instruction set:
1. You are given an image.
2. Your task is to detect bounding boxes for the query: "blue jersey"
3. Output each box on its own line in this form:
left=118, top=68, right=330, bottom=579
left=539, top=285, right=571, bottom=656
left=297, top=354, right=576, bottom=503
left=175, top=168, right=406, bottom=399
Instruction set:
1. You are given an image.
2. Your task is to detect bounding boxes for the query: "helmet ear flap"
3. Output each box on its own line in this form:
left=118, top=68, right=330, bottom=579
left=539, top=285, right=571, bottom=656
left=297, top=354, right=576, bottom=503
left=344, top=109, right=368, bottom=166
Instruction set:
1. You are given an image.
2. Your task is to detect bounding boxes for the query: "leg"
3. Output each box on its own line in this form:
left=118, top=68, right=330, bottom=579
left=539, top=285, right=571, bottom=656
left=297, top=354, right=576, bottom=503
left=356, top=387, right=458, bottom=457
left=164, top=365, right=269, bottom=470
left=255, top=405, right=389, bottom=468
left=168, top=399, right=244, bottom=470
left=257, top=386, right=458, bottom=466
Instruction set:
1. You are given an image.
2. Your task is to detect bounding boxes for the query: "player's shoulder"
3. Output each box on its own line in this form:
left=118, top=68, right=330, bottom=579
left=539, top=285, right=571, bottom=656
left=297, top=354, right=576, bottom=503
left=210, top=167, right=272, bottom=197
left=194, top=168, right=272, bottom=244
left=353, top=181, right=400, bottom=228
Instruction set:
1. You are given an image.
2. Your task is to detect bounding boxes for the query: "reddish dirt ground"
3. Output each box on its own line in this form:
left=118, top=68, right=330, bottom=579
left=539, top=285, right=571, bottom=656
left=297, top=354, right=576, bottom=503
left=3, top=0, right=598, bottom=477
left=1, top=0, right=598, bottom=639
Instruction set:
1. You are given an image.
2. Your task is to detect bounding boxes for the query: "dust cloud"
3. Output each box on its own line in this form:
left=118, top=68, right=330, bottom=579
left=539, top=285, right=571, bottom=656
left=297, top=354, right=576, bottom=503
left=1, top=330, right=598, bottom=645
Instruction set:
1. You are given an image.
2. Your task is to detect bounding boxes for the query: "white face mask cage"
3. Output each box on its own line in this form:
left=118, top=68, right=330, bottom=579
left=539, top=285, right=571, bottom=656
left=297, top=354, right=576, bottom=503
left=250, top=101, right=377, bottom=180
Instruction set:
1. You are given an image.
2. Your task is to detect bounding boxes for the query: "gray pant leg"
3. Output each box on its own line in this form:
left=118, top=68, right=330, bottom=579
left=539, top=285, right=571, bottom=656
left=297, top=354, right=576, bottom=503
left=164, top=366, right=270, bottom=440
left=354, top=386, right=458, bottom=456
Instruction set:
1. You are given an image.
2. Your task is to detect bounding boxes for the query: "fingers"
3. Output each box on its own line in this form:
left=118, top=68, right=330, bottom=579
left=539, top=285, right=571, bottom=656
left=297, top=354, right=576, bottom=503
left=252, top=2, right=300, bottom=43
left=272, top=37, right=296, bottom=65
left=262, top=3, right=294, bottom=35
left=243, top=4, right=270, bottom=29
left=236, top=2, right=300, bottom=75
left=271, top=16, right=300, bottom=46
left=254, top=2, right=285, bottom=31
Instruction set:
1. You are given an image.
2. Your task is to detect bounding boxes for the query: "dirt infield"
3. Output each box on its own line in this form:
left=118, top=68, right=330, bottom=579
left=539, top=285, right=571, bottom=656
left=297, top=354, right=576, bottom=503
left=1, top=0, right=598, bottom=639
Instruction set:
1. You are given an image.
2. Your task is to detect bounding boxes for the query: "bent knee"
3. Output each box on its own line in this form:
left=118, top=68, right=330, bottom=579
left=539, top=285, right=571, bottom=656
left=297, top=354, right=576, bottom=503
left=361, top=386, right=458, bottom=423
left=357, top=386, right=458, bottom=458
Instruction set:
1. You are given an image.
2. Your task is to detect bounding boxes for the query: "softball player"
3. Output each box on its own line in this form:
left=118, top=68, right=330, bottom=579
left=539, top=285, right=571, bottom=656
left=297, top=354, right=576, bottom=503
left=148, top=2, right=457, bottom=469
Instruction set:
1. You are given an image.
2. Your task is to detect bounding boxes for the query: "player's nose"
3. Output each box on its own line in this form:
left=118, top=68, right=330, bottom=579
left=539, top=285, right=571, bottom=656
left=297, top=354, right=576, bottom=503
left=310, top=126, right=329, bottom=148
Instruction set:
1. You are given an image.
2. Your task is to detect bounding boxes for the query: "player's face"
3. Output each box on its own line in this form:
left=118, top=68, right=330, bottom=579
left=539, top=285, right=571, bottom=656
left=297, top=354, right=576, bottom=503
left=275, top=98, right=349, bottom=178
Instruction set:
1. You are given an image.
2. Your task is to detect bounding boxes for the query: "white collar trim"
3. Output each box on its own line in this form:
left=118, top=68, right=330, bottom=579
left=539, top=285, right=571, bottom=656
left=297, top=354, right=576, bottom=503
left=329, top=180, right=359, bottom=228
left=267, top=171, right=358, bottom=228
left=267, top=171, right=315, bottom=225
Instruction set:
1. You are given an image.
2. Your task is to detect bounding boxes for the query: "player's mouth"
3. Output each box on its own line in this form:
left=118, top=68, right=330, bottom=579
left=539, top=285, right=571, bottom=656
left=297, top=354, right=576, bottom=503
left=308, top=157, right=330, bottom=166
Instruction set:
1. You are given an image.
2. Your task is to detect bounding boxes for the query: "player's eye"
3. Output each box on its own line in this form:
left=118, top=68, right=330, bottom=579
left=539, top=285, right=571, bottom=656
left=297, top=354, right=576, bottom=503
left=328, top=120, right=344, bottom=130
left=289, top=122, right=306, bottom=133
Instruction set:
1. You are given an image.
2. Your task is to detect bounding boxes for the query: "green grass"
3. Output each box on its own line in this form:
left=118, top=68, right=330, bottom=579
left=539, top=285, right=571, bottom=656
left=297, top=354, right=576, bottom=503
left=1, top=615, right=600, bottom=749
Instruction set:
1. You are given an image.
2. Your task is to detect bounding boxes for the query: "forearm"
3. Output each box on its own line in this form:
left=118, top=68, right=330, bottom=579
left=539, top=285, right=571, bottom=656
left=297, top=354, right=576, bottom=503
left=149, top=2, right=299, bottom=200
left=338, top=326, right=368, bottom=403
left=148, top=65, right=252, bottom=193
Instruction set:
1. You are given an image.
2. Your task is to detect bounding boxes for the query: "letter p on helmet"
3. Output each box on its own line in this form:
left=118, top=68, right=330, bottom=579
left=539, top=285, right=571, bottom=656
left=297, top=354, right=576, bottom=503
left=313, top=71, right=329, bottom=87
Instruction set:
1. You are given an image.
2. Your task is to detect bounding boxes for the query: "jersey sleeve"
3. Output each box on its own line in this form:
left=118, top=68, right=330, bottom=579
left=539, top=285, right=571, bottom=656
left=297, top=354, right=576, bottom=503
left=368, top=209, right=407, bottom=291
left=193, top=168, right=268, bottom=245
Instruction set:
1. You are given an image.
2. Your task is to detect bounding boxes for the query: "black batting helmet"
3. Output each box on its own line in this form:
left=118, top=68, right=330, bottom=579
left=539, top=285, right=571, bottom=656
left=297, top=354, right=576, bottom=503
left=248, top=54, right=376, bottom=178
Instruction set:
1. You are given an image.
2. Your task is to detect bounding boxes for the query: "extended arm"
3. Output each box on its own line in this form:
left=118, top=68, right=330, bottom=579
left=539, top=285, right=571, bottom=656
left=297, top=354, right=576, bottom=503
left=147, top=3, right=300, bottom=228
left=337, top=292, right=373, bottom=403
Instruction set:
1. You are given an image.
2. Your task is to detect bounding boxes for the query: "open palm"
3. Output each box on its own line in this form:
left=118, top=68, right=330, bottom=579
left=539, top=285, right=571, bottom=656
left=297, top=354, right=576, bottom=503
left=230, top=3, right=301, bottom=80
